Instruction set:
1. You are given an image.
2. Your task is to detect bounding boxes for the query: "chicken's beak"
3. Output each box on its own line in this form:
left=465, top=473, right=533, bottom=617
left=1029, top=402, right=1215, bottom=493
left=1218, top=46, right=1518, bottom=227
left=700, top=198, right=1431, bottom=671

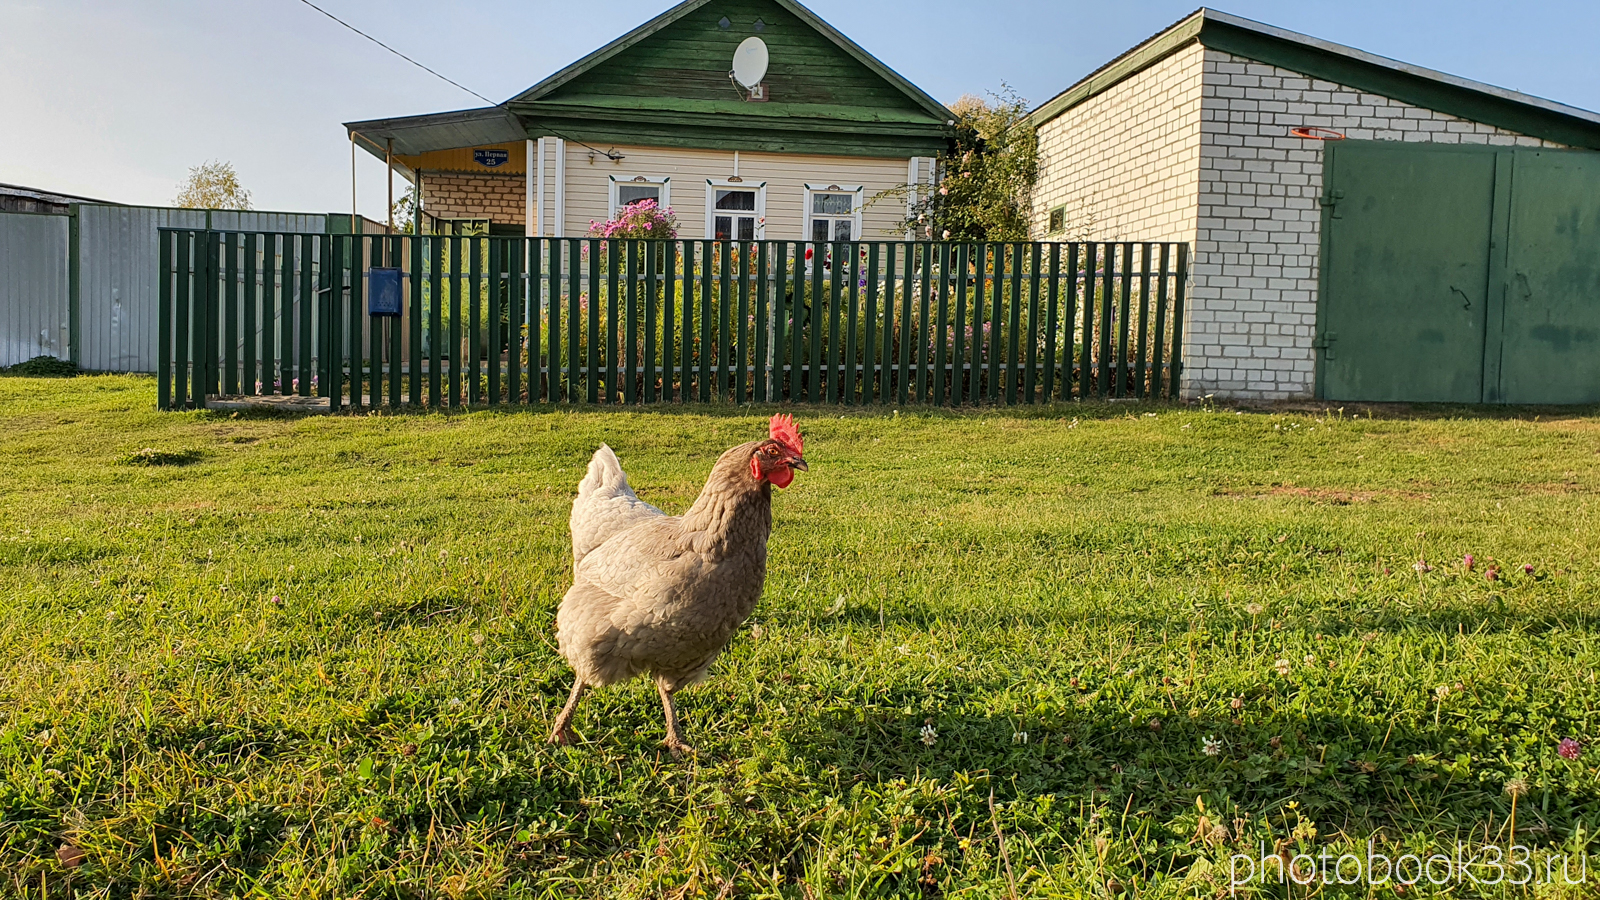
left=789, top=456, right=809, bottom=472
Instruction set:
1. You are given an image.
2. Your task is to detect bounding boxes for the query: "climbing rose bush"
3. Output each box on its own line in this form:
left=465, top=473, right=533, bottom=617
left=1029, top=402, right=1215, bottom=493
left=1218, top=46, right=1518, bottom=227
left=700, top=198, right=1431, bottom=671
left=588, top=199, right=678, bottom=239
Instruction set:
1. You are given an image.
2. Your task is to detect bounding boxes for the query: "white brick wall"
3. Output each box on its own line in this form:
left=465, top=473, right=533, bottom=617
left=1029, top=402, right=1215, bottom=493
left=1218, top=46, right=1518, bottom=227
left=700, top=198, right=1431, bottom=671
left=1187, top=49, right=1565, bottom=400
left=1032, top=42, right=1205, bottom=243
left=1031, top=43, right=1569, bottom=401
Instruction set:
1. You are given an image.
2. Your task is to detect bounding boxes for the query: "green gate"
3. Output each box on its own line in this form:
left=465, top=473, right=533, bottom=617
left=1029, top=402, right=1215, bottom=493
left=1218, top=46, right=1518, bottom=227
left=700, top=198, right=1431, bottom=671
left=1319, top=142, right=1600, bottom=404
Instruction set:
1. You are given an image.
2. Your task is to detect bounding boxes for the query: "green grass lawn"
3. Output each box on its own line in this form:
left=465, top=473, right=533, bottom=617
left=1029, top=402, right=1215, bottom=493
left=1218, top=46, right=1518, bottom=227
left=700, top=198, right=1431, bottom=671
left=3, top=376, right=1599, bottom=898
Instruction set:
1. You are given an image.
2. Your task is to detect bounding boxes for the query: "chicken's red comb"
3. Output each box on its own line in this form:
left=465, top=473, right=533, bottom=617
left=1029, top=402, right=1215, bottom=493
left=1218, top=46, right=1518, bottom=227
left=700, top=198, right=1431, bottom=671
left=769, top=413, right=804, bottom=456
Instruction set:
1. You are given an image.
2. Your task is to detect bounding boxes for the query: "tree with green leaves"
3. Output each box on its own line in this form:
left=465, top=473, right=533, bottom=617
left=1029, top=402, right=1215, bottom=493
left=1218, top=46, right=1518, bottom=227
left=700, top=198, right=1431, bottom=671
left=391, top=186, right=418, bottom=234
left=893, top=88, right=1038, bottom=242
left=174, top=160, right=252, bottom=211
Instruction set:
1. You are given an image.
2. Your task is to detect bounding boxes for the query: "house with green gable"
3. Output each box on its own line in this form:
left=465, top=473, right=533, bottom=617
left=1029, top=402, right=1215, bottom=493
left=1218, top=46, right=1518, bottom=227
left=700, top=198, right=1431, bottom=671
left=346, top=0, right=953, bottom=242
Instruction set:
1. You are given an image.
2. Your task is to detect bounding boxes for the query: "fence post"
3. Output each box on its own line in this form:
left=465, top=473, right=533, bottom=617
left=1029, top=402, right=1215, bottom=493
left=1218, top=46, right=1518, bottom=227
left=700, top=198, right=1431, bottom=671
left=1170, top=243, right=1188, bottom=400
left=223, top=232, right=238, bottom=396
left=201, top=230, right=221, bottom=408
left=158, top=230, right=172, bottom=409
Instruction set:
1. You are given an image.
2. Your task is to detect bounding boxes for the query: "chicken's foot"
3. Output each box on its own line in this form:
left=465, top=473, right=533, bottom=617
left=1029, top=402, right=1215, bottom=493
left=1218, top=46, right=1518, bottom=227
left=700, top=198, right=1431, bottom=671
left=549, top=679, right=587, bottom=746
left=657, top=682, right=695, bottom=757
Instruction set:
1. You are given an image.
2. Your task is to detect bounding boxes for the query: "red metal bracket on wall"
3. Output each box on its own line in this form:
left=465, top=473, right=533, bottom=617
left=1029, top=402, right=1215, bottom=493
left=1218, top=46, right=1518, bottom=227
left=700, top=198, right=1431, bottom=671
left=1291, top=126, right=1346, bottom=140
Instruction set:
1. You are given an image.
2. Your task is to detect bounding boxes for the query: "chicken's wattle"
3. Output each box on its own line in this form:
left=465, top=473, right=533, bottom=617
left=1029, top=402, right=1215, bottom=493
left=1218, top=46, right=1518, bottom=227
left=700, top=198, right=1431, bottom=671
left=749, top=454, right=795, bottom=488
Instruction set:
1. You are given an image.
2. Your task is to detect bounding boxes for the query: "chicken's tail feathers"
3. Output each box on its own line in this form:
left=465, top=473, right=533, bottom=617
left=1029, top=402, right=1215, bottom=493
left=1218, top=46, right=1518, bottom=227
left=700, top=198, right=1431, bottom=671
left=578, top=443, right=631, bottom=500
left=571, top=444, right=665, bottom=566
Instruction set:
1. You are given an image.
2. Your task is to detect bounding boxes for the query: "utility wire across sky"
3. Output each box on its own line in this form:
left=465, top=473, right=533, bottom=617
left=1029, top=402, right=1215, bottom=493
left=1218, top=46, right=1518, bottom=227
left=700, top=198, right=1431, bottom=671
left=293, top=0, right=498, bottom=107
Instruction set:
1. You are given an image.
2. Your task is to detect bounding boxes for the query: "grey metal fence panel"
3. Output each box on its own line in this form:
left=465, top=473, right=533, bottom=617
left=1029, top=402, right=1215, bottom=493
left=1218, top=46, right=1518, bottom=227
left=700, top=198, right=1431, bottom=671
left=78, top=205, right=327, bottom=372
left=0, top=212, right=70, bottom=366
left=78, top=206, right=204, bottom=372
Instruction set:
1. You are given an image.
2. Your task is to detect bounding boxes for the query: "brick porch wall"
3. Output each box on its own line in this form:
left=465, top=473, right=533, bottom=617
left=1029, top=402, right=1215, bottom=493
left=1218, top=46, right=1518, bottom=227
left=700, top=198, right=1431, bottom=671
left=420, top=172, right=525, bottom=227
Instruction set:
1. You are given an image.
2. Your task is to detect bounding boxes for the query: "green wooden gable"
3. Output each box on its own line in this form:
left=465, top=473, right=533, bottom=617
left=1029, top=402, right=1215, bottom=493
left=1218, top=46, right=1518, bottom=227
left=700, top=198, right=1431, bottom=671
left=506, top=0, right=952, bottom=157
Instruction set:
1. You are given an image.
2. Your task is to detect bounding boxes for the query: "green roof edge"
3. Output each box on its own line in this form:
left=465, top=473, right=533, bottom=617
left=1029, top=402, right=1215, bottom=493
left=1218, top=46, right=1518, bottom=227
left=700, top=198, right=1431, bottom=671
left=1023, top=10, right=1205, bottom=130
left=1026, top=9, right=1600, bottom=151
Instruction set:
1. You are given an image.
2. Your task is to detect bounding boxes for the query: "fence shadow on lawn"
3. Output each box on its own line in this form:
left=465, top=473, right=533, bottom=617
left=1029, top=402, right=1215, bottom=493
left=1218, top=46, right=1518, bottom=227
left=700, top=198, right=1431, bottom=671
left=814, top=601, right=1596, bottom=640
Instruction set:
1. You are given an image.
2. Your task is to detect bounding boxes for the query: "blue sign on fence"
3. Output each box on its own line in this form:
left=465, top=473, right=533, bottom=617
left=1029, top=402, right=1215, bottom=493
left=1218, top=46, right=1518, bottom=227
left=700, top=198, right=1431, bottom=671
left=474, top=148, right=509, bottom=168
left=368, top=267, right=402, bottom=317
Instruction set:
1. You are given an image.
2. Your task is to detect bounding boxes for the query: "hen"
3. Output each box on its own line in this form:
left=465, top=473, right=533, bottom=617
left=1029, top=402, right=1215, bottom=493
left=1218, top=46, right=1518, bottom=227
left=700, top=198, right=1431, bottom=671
left=550, top=414, right=808, bottom=755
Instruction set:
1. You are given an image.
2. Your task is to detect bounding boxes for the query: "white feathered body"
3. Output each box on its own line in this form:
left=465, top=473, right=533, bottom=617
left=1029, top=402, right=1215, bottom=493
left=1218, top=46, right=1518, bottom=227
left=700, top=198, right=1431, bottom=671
left=556, top=442, right=772, bottom=692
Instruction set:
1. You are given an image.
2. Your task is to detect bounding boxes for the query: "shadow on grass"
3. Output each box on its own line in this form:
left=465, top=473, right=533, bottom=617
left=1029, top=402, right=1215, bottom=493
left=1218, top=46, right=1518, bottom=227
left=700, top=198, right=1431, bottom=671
left=192, top=392, right=1600, bottom=427
left=806, top=598, right=1596, bottom=639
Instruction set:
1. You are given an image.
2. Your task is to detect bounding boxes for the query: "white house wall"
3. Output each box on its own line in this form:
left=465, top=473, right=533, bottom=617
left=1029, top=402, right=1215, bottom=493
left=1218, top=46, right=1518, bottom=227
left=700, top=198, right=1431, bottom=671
left=1031, top=42, right=1206, bottom=243
left=1189, top=48, right=1567, bottom=400
left=421, top=144, right=921, bottom=240
left=557, top=144, right=918, bottom=240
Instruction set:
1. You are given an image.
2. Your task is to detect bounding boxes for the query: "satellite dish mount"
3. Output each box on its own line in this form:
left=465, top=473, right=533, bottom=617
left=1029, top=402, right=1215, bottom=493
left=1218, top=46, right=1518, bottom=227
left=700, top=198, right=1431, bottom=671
left=730, top=36, right=769, bottom=102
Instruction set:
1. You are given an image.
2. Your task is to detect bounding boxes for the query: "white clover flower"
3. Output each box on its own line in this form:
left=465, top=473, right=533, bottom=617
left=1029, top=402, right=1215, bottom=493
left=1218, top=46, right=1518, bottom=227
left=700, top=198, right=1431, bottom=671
left=1013, top=731, right=1029, bottom=744
left=1274, top=658, right=1292, bottom=677
left=1202, top=736, right=1222, bottom=757
left=920, top=724, right=938, bottom=746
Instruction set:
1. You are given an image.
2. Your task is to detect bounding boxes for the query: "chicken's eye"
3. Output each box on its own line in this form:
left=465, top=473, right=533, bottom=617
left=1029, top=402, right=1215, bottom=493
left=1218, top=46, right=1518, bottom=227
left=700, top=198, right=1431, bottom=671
left=763, top=445, right=779, bottom=456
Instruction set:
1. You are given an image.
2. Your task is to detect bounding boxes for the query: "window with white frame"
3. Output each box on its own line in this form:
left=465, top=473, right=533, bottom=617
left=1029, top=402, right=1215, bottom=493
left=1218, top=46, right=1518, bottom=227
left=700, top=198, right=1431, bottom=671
left=705, top=180, right=765, bottom=240
left=805, top=184, right=863, bottom=243
left=609, top=175, right=670, bottom=218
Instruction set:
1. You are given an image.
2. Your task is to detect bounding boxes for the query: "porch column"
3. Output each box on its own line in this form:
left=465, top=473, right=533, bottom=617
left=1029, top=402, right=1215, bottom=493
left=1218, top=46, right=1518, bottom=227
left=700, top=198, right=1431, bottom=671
left=553, top=138, right=567, bottom=237
left=905, top=157, right=920, bottom=239
left=525, top=139, right=535, bottom=238
left=535, top=137, right=548, bottom=237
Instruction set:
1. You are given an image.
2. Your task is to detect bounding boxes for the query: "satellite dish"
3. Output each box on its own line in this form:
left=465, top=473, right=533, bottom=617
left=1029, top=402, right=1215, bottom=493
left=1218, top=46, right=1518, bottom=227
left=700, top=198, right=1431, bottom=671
left=731, top=37, right=769, bottom=89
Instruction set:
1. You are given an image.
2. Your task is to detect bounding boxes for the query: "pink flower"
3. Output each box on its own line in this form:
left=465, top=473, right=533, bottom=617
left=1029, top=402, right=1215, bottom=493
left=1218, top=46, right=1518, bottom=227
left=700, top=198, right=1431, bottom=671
left=1463, top=554, right=1475, bottom=571
left=1524, top=563, right=1535, bottom=574
left=1559, top=738, right=1581, bottom=760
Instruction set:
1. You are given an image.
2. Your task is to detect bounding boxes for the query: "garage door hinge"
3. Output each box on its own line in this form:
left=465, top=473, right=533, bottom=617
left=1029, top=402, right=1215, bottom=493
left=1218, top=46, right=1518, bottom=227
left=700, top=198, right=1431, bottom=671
left=1318, top=190, right=1345, bottom=207
left=1312, top=332, right=1338, bottom=359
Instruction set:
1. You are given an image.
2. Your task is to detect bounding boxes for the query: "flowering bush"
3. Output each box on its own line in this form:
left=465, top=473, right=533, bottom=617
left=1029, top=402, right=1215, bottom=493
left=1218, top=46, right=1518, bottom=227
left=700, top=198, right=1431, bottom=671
left=587, top=199, right=678, bottom=239
left=896, top=87, right=1038, bottom=242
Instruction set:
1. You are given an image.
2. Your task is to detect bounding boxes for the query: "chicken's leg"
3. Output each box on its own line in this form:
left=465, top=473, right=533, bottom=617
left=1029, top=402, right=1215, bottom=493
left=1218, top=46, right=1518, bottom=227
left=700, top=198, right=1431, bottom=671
left=549, top=678, right=587, bottom=746
left=657, top=681, right=694, bottom=757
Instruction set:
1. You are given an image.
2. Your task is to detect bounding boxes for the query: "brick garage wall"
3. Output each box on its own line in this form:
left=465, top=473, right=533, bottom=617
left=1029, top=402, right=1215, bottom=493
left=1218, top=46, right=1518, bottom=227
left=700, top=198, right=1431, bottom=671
left=420, top=172, right=525, bottom=227
left=1188, top=49, right=1566, bottom=399
left=1032, top=42, right=1205, bottom=242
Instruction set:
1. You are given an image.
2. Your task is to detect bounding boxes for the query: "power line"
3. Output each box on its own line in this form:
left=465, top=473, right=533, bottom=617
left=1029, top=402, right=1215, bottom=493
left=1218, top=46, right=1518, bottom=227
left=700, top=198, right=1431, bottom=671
left=293, top=0, right=498, bottom=107
left=295, top=0, right=627, bottom=161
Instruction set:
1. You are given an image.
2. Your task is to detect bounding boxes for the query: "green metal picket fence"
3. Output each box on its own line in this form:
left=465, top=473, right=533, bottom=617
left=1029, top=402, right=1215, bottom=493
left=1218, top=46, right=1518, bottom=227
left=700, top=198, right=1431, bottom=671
left=155, top=231, right=1187, bottom=411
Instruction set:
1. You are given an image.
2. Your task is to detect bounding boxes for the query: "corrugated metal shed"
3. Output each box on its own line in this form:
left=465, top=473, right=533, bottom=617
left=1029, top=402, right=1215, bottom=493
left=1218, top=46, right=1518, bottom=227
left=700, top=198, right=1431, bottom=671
left=0, top=182, right=116, bottom=215
left=77, top=205, right=204, bottom=373
left=77, top=206, right=327, bottom=372
left=0, top=212, right=70, bottom=366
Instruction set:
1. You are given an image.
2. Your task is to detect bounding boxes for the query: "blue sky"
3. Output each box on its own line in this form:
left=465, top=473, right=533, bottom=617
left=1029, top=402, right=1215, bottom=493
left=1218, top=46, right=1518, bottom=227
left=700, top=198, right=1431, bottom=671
left=3, top=0, right=1596, bottom=219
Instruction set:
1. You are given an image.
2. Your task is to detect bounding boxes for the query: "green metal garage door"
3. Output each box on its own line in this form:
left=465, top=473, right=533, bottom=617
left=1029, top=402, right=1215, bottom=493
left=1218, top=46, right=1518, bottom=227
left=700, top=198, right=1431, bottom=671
left=1497, top=151, right=1600, bottom=403
left=1319, top=142, right=1600, bottom=404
